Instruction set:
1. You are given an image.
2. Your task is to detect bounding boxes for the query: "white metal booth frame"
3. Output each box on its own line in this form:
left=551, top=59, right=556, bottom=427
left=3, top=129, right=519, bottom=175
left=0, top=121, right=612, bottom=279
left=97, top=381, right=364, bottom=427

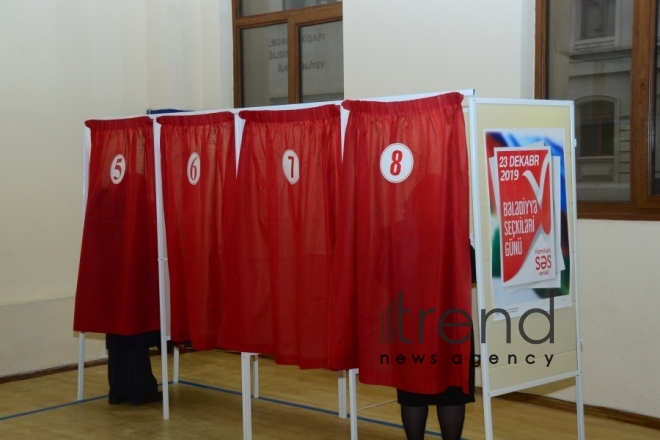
left=76, top=91, right=585, bottom=440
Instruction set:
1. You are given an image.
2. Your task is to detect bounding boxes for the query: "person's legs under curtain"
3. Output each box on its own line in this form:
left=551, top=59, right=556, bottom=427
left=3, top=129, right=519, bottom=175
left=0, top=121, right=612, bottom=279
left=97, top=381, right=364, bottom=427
left=400, top=404, right=429, bottom=440
left=126, top=348, right=159, bottom=405
left=108, top=348, right=159, bottom=405
left=108, top=349, right=129, bottom=404
left=436, top=404, right=466, bottom=440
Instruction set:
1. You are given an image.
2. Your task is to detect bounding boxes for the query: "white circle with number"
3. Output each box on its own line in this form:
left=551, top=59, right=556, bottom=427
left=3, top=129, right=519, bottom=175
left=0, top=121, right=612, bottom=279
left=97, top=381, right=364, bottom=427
left=187, top=152, right=201, bottom=185
left=109, top=154, right=126, bottom=184
left=380, top=143, right=413, bottom=183
left=282, top=149, right=300, bottom=185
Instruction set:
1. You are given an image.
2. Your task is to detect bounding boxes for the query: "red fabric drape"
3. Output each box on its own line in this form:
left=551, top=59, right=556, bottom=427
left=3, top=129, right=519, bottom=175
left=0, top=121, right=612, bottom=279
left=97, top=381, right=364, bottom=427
left=329, top=93, right=472, bottom=393
left=158, top=112, right=236, bottom=350
left=74, top=117, right=160, bottom=335
left=219, top=105, right=341, bottom=368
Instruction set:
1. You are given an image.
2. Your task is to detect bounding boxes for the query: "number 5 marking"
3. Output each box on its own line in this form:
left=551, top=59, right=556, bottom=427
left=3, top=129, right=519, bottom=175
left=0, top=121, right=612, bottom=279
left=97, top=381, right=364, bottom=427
left=110, top=154, right=126, bottom=184
left=282, top=149, right=299, bottom=185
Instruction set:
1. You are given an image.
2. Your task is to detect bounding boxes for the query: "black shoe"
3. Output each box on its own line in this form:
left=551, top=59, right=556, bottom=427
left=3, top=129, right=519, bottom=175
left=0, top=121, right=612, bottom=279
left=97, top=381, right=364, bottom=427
left=130, top=391, right=163, bottom=406
left=108, top=396, right=128, bottom=405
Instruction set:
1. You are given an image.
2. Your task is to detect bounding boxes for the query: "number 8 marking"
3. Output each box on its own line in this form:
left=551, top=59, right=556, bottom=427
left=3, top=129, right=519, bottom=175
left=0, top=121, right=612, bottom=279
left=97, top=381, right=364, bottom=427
left=380, top=143, right=413, bottom=183
left=390, top=150, right=403, bottom=176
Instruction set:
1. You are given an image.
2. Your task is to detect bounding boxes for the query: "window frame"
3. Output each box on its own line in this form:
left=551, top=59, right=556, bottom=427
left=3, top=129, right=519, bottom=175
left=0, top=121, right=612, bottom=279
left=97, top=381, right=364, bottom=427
left=575, top=96, right=618, bottom=159
left=536, top=0, right=660, bottom=220
left=232, top=0, right=342, bottom=108
left=574, top=0, right=619, bottom=48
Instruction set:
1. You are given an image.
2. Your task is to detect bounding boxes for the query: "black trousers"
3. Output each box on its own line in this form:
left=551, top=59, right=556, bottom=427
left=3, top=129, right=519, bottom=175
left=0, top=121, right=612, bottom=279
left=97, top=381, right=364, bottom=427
left=107, top=348, right=158, bottom=404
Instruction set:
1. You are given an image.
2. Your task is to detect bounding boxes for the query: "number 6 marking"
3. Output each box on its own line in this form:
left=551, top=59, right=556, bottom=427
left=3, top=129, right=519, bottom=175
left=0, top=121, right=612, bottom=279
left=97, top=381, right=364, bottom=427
left=110, top=154, right=126, bottom=184
left=187, top=152, right=201, bottom=185
left=282, top=149, right=299, bottom=184
left=380, top=143, right=413, bottom=183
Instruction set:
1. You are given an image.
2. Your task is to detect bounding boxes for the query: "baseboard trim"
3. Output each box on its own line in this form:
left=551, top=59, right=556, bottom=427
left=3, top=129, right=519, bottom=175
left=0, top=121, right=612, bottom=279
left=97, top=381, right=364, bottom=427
left=0, top=347, right=169, bottom=385
left=0, top=359, right=109, bottom=385
left=492, top=389, right=660, bottom=431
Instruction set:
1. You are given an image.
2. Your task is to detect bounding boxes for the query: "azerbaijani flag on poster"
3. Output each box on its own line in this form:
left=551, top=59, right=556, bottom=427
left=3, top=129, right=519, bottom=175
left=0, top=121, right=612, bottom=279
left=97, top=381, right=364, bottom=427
left=492, top=144, right=556, bottom=288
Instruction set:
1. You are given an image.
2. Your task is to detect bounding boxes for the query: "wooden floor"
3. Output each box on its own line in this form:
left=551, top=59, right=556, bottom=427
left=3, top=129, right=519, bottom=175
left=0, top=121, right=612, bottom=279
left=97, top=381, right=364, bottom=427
left=0, top=351, right=657, bottom=439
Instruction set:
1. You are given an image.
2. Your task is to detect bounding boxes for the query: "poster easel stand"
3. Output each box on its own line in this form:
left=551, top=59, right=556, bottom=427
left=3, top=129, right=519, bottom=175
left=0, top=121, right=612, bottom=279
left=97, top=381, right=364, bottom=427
left=467, top=97, right=585, bottom=440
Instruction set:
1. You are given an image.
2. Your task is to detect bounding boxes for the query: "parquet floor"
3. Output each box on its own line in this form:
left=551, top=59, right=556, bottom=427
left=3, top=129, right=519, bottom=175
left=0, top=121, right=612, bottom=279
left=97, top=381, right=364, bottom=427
left=0, top=351, right=657, bottom=439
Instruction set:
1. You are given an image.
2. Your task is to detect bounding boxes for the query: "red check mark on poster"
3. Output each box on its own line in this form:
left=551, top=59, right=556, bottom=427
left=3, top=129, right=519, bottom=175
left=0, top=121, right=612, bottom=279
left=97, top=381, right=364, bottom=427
left=522, top=154, right=551, bottom=209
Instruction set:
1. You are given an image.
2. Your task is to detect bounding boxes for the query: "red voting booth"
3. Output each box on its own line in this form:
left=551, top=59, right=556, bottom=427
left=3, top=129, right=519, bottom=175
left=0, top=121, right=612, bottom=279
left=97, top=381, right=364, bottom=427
left=329, top=93, right=472, bottom=394
left=74, top=117, right=160, bottom=336
left=219, top=105, right=341, bottom=369
left=158, top=112, right=236, bottom=351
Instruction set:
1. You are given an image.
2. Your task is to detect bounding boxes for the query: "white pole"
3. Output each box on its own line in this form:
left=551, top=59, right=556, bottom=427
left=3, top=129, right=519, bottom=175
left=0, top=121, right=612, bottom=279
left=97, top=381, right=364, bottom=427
left=252, top=355, right=259, bottom=398
left=569, top=107, right=586, bottom=440
left=482, top=394, right=494, bottom=440
left=467, top=96, right=495, bottom=440
left=340, top=107, right=349, bottom=160
left=241, top=352, right=253, bottom=440
left=77, top=332, right=85, bottom=401
left=349, top=368, right=358, bottom=440
left=77, top=127, right=91, bottom=402
left=338, top=370, right=347, bottom=419
left=234, top=113, right=244, bottom=175
left=173, top=346, right=179, bottom=384
left=153, top=120, right=170, bottom=420
left=576, top=373, right=586, bottom=440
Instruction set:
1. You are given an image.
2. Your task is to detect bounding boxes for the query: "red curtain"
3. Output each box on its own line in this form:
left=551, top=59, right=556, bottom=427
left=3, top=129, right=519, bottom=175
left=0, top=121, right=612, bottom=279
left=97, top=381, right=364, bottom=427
left=158, top=112, right=236, bottom=350
left=219, top=105, right=340, bottom=368
left=74, top=117, right=160, bottom=335
left=329, top=93, right=472, bottom=393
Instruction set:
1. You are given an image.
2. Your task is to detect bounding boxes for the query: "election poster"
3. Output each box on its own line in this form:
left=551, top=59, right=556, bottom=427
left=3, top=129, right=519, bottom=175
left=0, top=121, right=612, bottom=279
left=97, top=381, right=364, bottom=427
left=485, top=129, right=572, bottom=319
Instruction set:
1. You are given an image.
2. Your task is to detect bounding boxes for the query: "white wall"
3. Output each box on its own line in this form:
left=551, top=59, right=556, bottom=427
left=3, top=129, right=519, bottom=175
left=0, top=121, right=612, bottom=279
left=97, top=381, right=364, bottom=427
left=0, top=0, right=232, bottom=377
left=532, top=220, right=660, bottom=418
left=343, top=0, right=660, bottom=419
left=343, top=0, right=534, bottom=100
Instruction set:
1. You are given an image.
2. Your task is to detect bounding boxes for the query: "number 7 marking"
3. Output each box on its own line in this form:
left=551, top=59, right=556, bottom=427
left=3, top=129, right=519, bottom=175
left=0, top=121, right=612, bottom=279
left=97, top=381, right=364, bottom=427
left=288, top=155, right=295, bottom=179
left=282, top=149, right=300, bottom=184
